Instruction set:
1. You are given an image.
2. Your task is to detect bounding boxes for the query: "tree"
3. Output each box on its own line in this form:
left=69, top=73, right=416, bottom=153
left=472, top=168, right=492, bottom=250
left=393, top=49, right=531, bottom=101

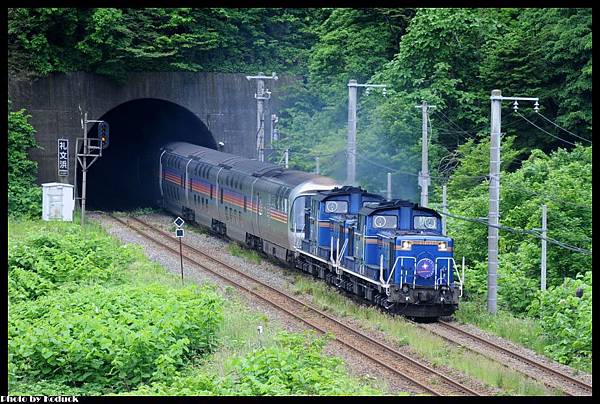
left=8, top=105, right=42, bottom=218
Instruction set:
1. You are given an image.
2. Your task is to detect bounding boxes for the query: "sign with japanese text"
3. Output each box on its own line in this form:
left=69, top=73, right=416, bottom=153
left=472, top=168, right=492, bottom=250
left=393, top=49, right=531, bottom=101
left=58, top=138, right=69, bottom=176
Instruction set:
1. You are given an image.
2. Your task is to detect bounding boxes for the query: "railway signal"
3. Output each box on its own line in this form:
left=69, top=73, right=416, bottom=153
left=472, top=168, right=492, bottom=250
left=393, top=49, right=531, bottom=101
left=174, top=217, right=185, bottom=284
left=98, top=121, right=110, bottom=149
left=174, top=216, right=185, bottom=227
left=75, top=112, right=109, bottom=226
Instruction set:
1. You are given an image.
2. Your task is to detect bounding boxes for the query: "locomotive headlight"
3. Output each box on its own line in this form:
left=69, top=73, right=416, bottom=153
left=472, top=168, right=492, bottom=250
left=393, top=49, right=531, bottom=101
left=399, top=240, right=412, bottom=250
left=438, top=241, right=448, bottom=251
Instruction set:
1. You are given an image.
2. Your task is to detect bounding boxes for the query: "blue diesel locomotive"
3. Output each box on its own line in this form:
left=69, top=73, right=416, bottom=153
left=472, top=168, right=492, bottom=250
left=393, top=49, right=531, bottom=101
left=159, top=142, right=462, bottom=318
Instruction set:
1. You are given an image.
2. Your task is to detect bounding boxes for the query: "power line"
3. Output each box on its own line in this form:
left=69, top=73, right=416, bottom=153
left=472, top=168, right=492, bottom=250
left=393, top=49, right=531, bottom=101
left=441, top=210, right=592, bottom=255
left=536, top=111, right=592, bottom=144
left=506, top=182, right=592, bottom=211
left=514, top=111, right=579, bottom=146
left=433, top=109, right=472, bottom=134
left=355, top=149, right=592, bottom=212
left=355, top=153, right=488, bottom=181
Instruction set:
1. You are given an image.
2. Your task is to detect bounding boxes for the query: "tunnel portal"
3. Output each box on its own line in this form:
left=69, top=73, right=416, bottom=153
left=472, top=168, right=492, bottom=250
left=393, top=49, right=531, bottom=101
left=84, top=98, right=216, bottom=210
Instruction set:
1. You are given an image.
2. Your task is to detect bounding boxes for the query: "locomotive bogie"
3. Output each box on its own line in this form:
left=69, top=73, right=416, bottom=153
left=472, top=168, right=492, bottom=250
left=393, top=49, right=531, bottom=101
left=159, top=142, right=461, bottom=319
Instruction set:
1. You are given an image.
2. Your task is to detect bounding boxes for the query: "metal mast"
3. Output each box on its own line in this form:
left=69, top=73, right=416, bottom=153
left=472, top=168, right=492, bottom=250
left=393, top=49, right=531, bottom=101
left=246, top=72, right=278, bottom=162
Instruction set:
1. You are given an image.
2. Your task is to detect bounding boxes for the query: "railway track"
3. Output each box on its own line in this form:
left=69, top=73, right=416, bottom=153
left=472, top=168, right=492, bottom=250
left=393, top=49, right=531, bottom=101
left=104, top=213, right=484, bottom=396
left=416, top=320, right=592, bottom=396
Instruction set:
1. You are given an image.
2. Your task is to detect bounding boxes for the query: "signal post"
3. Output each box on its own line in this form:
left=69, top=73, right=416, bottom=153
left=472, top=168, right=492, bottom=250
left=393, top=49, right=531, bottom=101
left=76, top=110, right=109, bottom=225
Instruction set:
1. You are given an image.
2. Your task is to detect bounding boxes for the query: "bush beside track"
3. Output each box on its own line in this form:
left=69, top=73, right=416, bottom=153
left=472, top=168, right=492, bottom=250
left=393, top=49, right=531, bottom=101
left=8, top=219, right=384, bottom=396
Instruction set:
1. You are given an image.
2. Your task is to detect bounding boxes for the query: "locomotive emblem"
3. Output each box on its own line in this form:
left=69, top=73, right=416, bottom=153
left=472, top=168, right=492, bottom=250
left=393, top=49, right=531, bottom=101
left=416, top=258, right=435, bottom=278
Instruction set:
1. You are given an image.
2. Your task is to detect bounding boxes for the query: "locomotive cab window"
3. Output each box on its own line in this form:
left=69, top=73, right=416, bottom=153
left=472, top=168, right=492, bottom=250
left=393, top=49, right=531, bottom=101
left=414, top=216, right=438, bottom=231
left=372, top=215, right=397, bottom=229
left=325, top=200, right=348, bottom=214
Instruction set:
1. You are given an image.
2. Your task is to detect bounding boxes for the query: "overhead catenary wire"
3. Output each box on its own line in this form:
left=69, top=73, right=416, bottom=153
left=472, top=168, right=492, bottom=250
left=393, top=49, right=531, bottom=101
left=440, top=210, right=592, bottom=255
left=355, top=153, right=488, bottom=181
left=514, top=111, right=579, bottom=147
left=355, top=150, right=591, bottom=212
left=535, top=111, right=592, bottom=144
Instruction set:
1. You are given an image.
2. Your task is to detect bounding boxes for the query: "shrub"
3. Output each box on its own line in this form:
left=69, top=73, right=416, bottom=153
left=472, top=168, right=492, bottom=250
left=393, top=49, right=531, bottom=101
left=527, top=271, right=592, bottom=371
left=9, top=283, right=224, bottom=392
left=130, top=331, right=382, bottom=396
left=8, top=107, right=42, bottom=218
left=8, top=227, right=136, bottom=302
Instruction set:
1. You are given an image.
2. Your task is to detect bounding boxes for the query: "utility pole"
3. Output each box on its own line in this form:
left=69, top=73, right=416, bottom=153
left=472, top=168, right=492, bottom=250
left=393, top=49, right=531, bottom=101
left=315, top=157, right=320, bottom=174
left=76, top=112, right=107, bottom=226
left=387, top=172, right=392, bottom=200
left=416, top=101, right=435, bottom=207
left=541, top=204, right=547, bottom=291
left=442, top=184, right=447, bottom=234
left=487, top=90, right=539, bottom=314
left=346, top=80, right=387, bottom=185
left=246, top=72, right=278, bottom=162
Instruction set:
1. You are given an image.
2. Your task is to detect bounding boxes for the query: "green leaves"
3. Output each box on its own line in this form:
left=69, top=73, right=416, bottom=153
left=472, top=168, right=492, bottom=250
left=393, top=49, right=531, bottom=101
left=8, top=107, right=41, bottom=219
left=8, top=8, right=327, bottom=80
left=527, top=272, right=591, bottom=370
left=8, top=227, right=133, bottom=302
left=129, top=331, right=381, bottom=396
left=9, top=283, right=224, bottom=392
left=448, top=143, right=591, bottom=310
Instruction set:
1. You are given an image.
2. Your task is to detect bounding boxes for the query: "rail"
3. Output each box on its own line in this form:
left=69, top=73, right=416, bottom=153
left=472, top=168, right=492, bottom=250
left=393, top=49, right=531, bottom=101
left=410, top=318, right=592, bottom=396
left=104, top=213, right=482, bottom=396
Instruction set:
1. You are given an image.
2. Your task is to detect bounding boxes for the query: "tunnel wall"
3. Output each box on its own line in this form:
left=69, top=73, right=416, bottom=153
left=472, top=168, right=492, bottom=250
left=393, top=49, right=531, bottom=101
left=8, top=71, right=297, bottom=185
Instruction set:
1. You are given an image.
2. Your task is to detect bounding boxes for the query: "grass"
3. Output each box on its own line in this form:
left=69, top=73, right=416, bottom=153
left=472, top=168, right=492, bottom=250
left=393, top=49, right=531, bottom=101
left=227, top=242, right=263, bottom=265
left=8, top=217, right=388, bottom=396
left=291, top=275, right=558, bottom=396
left=453, top=298, right=548, bottom=356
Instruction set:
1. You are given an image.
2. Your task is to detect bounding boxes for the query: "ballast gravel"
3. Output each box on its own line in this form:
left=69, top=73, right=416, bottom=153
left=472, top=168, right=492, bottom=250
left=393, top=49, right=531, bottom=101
left=89, top=210, right=589, bottom=396
left=90, top=212, right=416, bottom=395
left=447, top=321, right=593, bottom=392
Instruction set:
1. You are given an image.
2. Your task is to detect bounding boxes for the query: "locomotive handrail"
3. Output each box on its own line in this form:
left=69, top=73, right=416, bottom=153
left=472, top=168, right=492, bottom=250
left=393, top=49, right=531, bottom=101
left=390, top=257, right=415, bottom=288
left=434, top=260, right=438, bottom=290
left=380, top=255, right=416, bottom=293
left=337, top=238, right=348, bottom=266
left=435, top=257, right=456, bottom=288
left=434, top=258, right=446, bottom=288
left=330, top=236, right=335, bottom=264
left=451, top=257, right=464, bottom=298
left=413, top=262, right=417, bottom=289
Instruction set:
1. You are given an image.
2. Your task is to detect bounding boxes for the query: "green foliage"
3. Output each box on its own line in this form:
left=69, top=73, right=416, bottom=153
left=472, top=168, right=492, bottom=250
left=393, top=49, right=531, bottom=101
left=8, top=107, right=41, bottom=218
left=8, top=225, right=136, bottom=302
left=448, top=143, right=591, bottom=314
left=275, top=8, right=415, bottom=188
left=8, top=8, right=328, bottom=80
left=9, top=283, right=224, bottom=392
left=227, top=242, right=263, bottom=264
left=480, top=8, right=592, bottom=144
left=528, top=272, right=592, bottom=371
left=129, top=331, right=381, bottom=396
left=9, top=380, right=104, bottom=396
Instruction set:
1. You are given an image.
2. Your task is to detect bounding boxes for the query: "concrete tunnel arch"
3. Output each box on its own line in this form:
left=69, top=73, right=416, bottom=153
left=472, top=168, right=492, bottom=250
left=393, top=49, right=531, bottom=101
left=83, top=98, right=217, bottom=210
